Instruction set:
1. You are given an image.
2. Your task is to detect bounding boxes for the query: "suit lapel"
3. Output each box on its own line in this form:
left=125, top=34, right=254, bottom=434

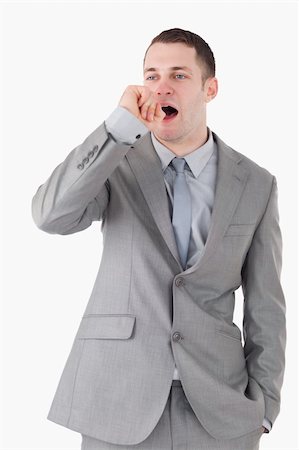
left=125, top=131, right=249, bottom=274
left=126, top=133, right=182, bottom=268
left=184, top=132, right=249, bottom=274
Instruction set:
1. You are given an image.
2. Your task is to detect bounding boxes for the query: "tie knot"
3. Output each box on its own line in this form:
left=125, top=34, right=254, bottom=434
left=171, top=157, right=186, bottom=173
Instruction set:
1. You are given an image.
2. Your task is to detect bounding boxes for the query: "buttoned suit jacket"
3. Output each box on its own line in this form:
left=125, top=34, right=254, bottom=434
left=31, top=122, right=286, bottom=445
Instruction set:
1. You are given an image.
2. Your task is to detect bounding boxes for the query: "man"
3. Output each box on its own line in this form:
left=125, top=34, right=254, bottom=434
left=32, top=28, right=286, bottom=450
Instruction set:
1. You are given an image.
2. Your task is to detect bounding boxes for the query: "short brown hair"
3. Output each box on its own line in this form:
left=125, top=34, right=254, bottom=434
left=143, top=27, right=216, bottom=86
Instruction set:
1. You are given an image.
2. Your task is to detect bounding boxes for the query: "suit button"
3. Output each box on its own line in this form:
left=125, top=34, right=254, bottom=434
left=175, top=277, right=185, bottom=287
left=172, top=332, right=183, bottom=342
left=93, top=145, right=99, bottom=152
left=88, top=150, right=94, bottom=158
left=77, top=163, right=84, bottom=170
left=83, top=157, right=89, bottom=164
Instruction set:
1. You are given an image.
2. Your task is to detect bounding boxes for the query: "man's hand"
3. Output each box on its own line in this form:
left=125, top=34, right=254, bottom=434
left=119, top=85, right=166, bottom=131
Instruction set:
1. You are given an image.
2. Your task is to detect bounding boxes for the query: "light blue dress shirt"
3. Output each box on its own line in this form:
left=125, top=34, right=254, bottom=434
left=105, top=106, right=271, bottom=432
left=150, top=130, right=217, bottom=271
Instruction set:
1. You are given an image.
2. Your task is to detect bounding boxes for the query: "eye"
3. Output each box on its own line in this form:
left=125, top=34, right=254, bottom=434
left=175, top=74, right=186, bottom=79
left=145, top=75, right=156, bottom=80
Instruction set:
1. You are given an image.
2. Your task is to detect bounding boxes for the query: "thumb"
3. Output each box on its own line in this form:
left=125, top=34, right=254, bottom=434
left=154, top=103, right=166, bottom=121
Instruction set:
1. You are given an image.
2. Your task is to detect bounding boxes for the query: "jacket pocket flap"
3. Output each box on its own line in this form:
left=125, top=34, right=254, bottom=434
left=76, top=314, right=136, bottom=339
left=224, top=223, right=255, bottom=236
left=216, top=325, right=242, bottom=341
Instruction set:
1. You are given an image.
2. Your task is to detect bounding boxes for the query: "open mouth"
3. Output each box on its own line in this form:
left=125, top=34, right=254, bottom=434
left=161, top=105, right=178, bottom=121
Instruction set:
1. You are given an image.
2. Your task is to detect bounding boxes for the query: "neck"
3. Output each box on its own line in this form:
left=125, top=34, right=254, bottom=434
left=153, top=126, right=209, bottom=157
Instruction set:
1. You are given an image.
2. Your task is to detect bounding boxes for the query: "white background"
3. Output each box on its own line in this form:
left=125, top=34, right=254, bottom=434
left=1, top=1, right=298, bottom=449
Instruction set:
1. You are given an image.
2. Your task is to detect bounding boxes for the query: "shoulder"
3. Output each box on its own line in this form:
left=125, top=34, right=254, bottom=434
left=212, top=131, right=275, bottom=188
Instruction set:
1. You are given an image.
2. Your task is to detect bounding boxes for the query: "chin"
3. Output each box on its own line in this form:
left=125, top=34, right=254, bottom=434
left=155, top=125, right=177, bottom=138
left=156, top=131, right=181, bottom=142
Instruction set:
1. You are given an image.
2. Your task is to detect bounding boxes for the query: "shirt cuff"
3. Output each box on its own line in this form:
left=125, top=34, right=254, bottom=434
left=262, top=417, right=272, bottom=432
left=105, top=106, right=149, bottom=145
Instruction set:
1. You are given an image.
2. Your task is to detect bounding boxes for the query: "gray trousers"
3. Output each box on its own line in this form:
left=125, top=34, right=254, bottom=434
left=81, top=380, right=264, bottom=450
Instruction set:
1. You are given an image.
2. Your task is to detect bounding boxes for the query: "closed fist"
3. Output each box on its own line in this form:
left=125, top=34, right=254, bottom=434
left=119, top=85, right=166, bottom=130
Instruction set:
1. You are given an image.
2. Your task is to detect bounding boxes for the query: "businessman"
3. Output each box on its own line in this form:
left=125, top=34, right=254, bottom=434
left=32, top=28, right=286, bottom=450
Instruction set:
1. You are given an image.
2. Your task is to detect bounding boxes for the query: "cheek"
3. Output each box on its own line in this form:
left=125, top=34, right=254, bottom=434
left=177, top=90, right=202, bottom=122
left=180, top=103, right=200, bottom=124
left=188, top=97, right=205, bottom=121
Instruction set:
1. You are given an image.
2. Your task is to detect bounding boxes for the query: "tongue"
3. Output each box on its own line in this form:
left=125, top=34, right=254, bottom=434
left=164, top=111, right=178, bottom=120
left=161, top=106, right=178, bottom=119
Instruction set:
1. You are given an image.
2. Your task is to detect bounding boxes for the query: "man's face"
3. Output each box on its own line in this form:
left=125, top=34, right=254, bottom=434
left=143, top=42, right=217, bottom=148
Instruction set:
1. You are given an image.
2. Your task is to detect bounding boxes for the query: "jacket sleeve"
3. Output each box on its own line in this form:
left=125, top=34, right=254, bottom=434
left=241, top=175, right=286, bottom=429
left=31, top=122, right=134, bottom=235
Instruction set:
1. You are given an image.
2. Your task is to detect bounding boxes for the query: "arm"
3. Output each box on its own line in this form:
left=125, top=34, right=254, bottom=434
left=241, top=176, right=286, bottom=429
left=31, top=122, right=134, bottom=234
left=32, top=86, right=164, bottom=235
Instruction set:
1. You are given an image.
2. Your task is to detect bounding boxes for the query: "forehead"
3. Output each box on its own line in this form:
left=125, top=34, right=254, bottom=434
left=144, top=42, right=200, bottom=71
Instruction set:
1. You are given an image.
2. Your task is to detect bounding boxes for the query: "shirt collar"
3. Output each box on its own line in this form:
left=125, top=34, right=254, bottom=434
left=150, top=127, right=215, bottom=178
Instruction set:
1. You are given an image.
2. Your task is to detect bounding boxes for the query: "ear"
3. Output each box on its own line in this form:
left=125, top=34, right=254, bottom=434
left=205, top=77, right=218, bottom=103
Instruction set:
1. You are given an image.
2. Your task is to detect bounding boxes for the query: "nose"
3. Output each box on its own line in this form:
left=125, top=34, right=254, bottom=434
left=154, top=81, right=174, bottom=96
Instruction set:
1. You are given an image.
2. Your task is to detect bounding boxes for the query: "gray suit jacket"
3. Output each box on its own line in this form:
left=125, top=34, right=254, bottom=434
left=31, top=122, right=286, bottom=445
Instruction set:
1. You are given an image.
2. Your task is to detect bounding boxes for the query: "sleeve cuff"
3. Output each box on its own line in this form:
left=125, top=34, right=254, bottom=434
left=262, top=417, right=272, bottom=432
left=105, top=106, right=149, bottom=145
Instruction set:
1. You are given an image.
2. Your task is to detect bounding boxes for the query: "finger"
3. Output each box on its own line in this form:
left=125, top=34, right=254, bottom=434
left=140, top=100, right=155, bottom=120
left=146, top=103, right=157, bottom=122
left=138, top=95, right=145, bottom=108
left=152, top=103, right=164, bottom=122
left=155, top=103, right=166, bottom=120
left=140, top=102, right=150, bottom=120
left=137, top=88, right=151, bottom=108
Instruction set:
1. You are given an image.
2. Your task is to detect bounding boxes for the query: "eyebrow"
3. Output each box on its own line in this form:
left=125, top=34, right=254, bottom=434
left=143, top=66, right=193, bottom=75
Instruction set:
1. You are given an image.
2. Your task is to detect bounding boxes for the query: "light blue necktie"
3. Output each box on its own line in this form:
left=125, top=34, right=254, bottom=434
left=171, top=157, right=192, bottom=269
